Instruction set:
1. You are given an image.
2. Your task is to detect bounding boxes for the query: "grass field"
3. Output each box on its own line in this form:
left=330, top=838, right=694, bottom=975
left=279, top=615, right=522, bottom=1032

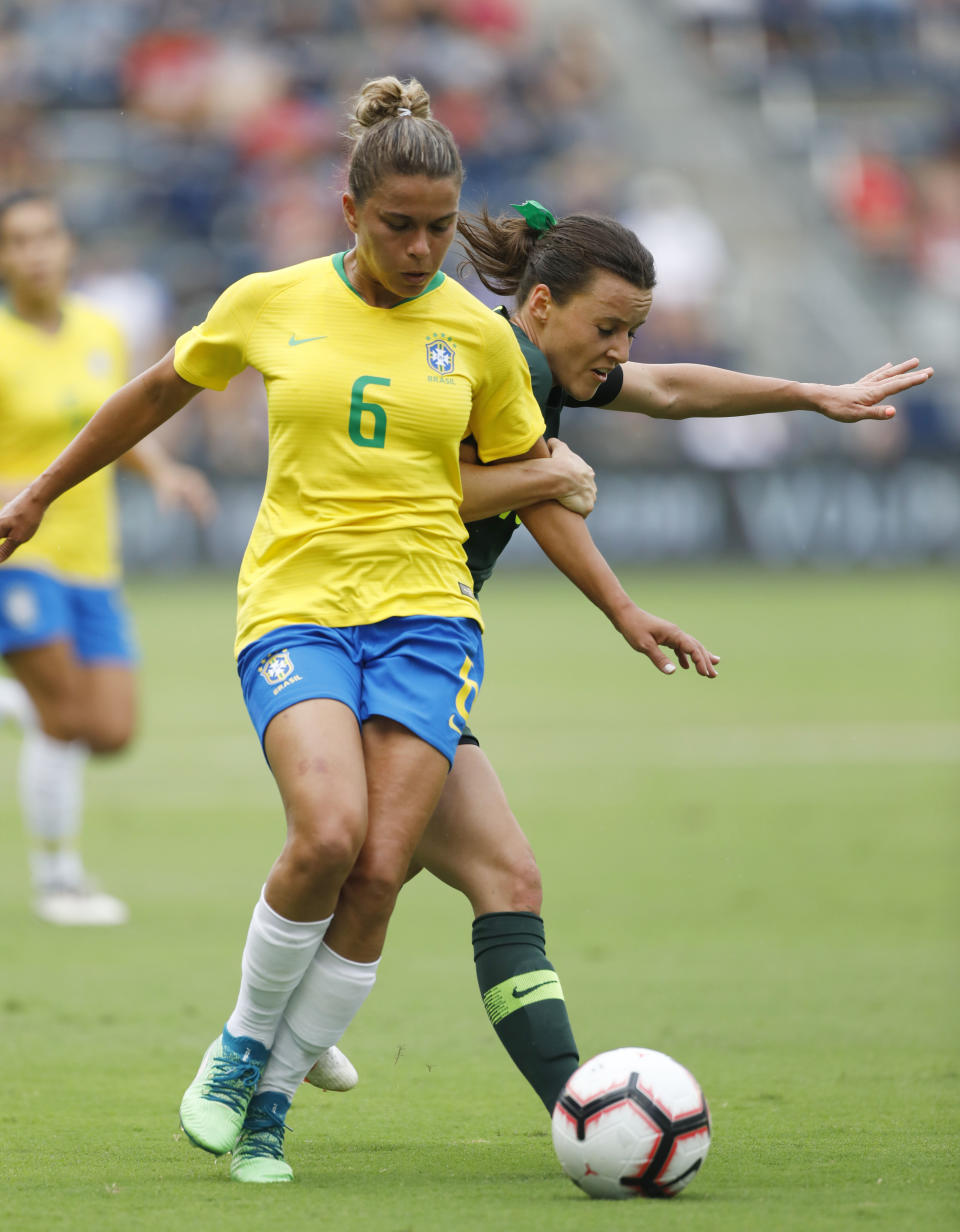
left=1, top=567, right=957, bottom=1232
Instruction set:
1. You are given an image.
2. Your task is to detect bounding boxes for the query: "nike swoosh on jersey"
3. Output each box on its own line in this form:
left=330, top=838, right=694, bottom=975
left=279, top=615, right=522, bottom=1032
left=288, top=333, right=327, bottom=346
left=511, top=978, right=559, bottom=999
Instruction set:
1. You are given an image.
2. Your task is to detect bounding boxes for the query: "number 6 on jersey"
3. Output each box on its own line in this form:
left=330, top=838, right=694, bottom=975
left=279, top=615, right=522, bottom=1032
left=349, top=375, right=389, bottom=448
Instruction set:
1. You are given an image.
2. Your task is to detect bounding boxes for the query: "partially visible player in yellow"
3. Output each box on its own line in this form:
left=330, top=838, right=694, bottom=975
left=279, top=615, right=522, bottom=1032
left=0, top=191, right=215, bottom=926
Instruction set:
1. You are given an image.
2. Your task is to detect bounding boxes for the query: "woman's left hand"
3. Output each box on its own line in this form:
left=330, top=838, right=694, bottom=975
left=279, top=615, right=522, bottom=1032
left=616, top=605, right=720, bottom=678
left=816, top=358, right=933, bottom=423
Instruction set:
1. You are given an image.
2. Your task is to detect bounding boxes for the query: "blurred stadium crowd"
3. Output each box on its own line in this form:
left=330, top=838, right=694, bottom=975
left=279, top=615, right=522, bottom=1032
left=684, top=1, right=959, bottom=296
left=675, top=0, right=960, bottom=453
left=0, top=0, right=957, bottom=563
left=0, top=0, right=621, bottom=477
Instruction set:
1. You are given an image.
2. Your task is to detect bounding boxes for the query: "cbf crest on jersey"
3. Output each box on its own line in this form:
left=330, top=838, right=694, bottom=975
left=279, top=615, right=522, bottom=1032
left=258, top=649, right=295, bottom=686
left=426, top=332, right=456, bottom=375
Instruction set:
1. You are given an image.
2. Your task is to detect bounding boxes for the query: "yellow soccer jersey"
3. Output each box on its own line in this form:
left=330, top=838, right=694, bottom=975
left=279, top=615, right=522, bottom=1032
left=174, top=253, right=545, bottom=653
left=0, top=298, right=127, bottom=582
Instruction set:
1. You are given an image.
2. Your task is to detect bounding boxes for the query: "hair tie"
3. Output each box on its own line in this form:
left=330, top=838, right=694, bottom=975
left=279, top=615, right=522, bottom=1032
left=397, top=107, right=412, bottom=117
left=511, top=199, right=557, bottom=234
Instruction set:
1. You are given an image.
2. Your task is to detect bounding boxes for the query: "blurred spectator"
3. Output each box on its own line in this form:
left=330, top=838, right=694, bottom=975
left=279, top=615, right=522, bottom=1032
left=616, top=172, right=784, bottom=469
left=825, top=143, right=915, bottom=264
left=912, top=150, right=960, bottom=301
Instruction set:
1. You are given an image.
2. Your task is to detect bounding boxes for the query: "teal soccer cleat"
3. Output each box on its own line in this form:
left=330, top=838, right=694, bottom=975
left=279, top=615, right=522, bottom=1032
left=230, top=1092, right=294, bottom=1183
left=179, top=1027, right=269, bottom=1156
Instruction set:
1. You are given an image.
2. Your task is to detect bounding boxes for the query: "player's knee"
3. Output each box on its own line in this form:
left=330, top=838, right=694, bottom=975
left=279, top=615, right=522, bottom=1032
left=508, top=849, right=543, bottom=914
left=286, top=810, right=366, bottom=886
left=38, top=697, right=96, bottom=744
left=340, top=854, right=406, bottom=926
left=467, top=847, right=543, bottom=916
left=38, top=710, right=87, bottom=743
left=86, top=716, right=136, bottom=755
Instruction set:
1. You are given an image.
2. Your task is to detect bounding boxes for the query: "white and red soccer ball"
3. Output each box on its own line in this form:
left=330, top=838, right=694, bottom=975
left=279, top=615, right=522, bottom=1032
left=552, top=1047, right=711, bottom=1199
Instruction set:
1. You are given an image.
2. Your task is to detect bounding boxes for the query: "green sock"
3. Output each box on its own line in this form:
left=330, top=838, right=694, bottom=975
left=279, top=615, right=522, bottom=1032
left=472, top=911, right=580, bottom=1113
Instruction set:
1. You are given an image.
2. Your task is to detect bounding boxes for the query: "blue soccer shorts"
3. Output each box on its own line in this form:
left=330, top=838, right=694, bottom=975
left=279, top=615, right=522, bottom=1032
left=0, top=567, right=137, bottom=664
left=238, top=615, right=484, bottom=767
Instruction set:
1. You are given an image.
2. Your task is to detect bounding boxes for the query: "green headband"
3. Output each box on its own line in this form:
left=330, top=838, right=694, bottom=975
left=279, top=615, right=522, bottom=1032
left=511, top=199, right=557, bottom=234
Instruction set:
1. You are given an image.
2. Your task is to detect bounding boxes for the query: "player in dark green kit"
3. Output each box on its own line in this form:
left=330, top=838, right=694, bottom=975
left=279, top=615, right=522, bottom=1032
left=307, top=201, right=933, bottom=1117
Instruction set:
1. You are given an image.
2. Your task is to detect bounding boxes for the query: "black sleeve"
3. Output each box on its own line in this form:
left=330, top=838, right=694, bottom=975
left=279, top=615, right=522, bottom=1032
left=562, top=363, right=625, bottom=409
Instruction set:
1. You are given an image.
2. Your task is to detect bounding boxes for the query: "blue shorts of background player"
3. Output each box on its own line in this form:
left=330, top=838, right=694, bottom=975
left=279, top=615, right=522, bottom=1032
left=238, top=615, right=484, bottom=768
left=0, top=567, right=137, bottom=663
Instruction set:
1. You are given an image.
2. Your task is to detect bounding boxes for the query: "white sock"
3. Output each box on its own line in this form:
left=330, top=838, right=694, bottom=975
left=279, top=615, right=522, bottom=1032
left=259, top=942, right=379, bottom=1099
left=225, top=891, right=332, bottom=1050
left=0, top=677, right=37, bottom=729
left=19, top=729, right=88, bottom=892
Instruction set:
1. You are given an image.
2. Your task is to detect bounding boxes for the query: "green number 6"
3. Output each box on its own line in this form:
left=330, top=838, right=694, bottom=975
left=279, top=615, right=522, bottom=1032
left=349, top=375, right=390, bottom=449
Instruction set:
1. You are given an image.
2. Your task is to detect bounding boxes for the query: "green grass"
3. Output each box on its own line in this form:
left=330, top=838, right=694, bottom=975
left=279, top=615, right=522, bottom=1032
left=1, top=568, right=957, bottom=1231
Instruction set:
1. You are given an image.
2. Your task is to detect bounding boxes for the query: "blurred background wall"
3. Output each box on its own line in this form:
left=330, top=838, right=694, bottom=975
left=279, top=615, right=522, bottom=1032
left=1, top=0, right=958, bottom=567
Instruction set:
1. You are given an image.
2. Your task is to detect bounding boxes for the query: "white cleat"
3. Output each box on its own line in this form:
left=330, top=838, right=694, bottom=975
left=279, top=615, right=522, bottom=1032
left=303, top=1046, right=359, bottom=1092
left=34, top=885, right=129, bottom=926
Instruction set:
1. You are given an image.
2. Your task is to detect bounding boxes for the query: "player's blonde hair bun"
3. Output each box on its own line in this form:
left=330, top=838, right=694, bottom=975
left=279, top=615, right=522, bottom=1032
left=350, top=76, right=432, bottom=136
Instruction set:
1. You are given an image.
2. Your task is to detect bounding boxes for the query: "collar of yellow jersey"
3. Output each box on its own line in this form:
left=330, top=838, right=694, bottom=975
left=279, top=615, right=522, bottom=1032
left=333, top=252, right=445, bottom=306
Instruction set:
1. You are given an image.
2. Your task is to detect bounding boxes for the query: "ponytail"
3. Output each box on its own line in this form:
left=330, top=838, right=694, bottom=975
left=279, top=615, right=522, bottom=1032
left=458, top=206, right=656, bottom=305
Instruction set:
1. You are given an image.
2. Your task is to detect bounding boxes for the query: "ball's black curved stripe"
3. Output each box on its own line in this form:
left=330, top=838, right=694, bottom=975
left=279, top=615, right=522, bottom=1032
left=558, top=1086, right=633, bottom=1142
left=561, top=1069, right=709, bottom=1193
left=624, top=1156, right=705, bottom=1197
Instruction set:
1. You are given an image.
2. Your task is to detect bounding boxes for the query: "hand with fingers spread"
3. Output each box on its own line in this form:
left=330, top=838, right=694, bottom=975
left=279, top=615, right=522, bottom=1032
left=615, top=605, right=720, bottom=678
left=546, top=437, right=596, bottom=516
left=813, top=358, right=934, bottom=423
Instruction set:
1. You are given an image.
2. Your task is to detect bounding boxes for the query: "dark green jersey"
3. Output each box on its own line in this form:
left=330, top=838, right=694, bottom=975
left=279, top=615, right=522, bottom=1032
left=464, top=313, right=624, bottom=592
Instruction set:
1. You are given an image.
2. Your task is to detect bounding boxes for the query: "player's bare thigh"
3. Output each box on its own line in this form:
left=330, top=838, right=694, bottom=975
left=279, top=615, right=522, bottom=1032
left=263, top=697, right=370, bottom=922
left=5, top=640, right=137, bottom=752
left=411, top=741, right=542, bottom=917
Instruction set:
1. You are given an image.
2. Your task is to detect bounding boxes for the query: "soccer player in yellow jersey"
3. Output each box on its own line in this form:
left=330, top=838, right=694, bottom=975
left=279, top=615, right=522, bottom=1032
left=1, top=77, right=691, bottom=1183
left=0, top=191, right=214, bottom=926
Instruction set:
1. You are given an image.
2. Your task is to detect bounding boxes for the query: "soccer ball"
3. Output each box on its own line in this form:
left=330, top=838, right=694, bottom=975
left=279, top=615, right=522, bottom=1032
left=551, top=1047, right=711, bottom=1199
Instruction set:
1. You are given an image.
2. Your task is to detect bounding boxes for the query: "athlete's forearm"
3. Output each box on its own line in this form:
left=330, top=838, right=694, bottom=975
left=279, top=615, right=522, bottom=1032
left=30, top=351, right=200, bottom=507
left=614, top=362, right=817, bottom=420
left=519, top=500, right=721, bottom=679
left=616, top=357, right=932, bottom=423
left=518, top=501, right=633, bottom=629
left=460, top=458, right=573, bottom=521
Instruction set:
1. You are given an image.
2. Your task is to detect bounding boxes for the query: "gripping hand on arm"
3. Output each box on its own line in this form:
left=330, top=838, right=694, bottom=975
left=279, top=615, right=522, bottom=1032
left=519, top=499, right=719, bottom=678
left=459, top=436, right=596, bottom=522
left=0, top=350, right=202, bottom=564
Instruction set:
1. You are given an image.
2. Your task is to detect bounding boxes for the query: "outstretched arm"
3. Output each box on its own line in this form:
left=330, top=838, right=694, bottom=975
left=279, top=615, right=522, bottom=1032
left=460, top=436, right=596, bottom=521
left=0, top=350, right=201, bottom=562
left=610, top=358, right=933, bottom=423
left=519, top=499, right=719, bottom=678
